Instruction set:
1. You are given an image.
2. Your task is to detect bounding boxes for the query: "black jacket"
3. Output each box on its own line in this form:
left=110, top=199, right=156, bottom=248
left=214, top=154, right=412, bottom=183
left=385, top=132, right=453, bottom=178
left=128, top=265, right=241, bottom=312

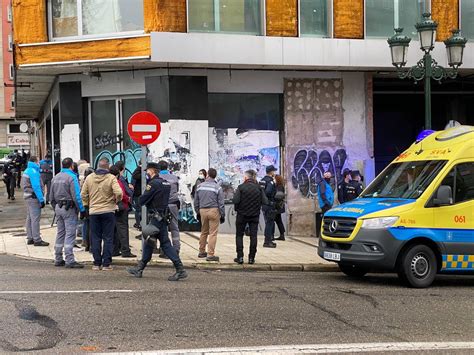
left=233, top=180, right=268, bottom=217
left=139, top=176, right=171, bottom=214
left=131, top=166, right=142, bottom=197
left=260, top=175, right=276, bottom=212
left=346, top=180, right=364, bottom=202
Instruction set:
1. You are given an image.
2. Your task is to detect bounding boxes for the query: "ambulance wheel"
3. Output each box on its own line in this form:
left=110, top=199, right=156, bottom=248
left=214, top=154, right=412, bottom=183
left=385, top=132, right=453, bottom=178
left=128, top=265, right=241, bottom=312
left=338, top=263, right=368, bottom=278
left=398, top=244, right=437, bottom=288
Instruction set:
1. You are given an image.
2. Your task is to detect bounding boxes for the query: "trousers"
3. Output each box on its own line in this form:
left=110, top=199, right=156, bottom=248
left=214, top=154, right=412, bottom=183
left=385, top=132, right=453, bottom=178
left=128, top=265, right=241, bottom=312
left=263, top=210, right=276, bottom=244
left=275, top=213, right=285, bottom=236
left=235, top=214, right=259, bottom=259
left=113, top=210, right=131, bottom=255
left=26, top=199, right=42, bottom=242
left=168, top=203, right=180, bottom=253
left=41, top=173, right=53, bottom=203
left=142, top=218, right=180, bottom=268
left=4, top=176, right=15, bottom=198
left=89, top=213, right=115, bottom=267
left=133, top=196, right=141, bottom=226
left=199, top=208, right=220, bottom=256
left=54, top=206, right=78, bottom=264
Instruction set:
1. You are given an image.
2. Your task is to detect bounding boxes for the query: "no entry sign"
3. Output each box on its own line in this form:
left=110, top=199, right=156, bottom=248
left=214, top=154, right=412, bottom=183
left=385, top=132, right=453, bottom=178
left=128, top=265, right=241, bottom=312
left=127, top=111, right=161, bottom=145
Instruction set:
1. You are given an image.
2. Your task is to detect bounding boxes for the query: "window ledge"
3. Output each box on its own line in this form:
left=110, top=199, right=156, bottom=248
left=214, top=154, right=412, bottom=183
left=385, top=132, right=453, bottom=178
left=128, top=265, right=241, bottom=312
left=18, top=33, right=149, bottom=47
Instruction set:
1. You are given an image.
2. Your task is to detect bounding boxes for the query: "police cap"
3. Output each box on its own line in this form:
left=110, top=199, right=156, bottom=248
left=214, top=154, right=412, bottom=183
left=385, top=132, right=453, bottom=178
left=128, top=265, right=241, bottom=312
left=146, top=162, right=160, bottom=171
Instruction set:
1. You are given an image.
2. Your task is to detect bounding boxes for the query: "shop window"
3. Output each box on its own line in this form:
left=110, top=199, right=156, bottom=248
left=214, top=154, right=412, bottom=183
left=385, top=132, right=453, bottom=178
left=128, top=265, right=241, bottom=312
left=439, top=163, right=474, bottom=204
left=188, top=0, right=263, bottom=35
left=9, top=64, right=14, bottom=80
left=365, top=0, right=430, bottom=39
left=461, top=0, right=474, bottom=40
left=48, top=0, right=144, bottom=40
left=8, top=124, right=21, bottom=133
left=299, top=0, right=330, bottom=37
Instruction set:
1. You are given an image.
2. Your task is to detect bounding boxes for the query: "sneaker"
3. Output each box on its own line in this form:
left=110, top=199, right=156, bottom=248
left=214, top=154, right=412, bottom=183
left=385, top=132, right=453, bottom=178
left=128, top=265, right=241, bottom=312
left=27, top=239, right=34, bottom=245
left=234, top=257, right=244, bottom=265
left=34, top=240, right=50, bottom=247
left=92, top=265, right=102, bottom=271
left=263, top=243, right=277, bottom=248
left=126, top=266, right=143, bottom=278
left=206, top=255, right=220, bottom=262
left=10, top=196, right=15, bottom=201
left=121, top=252, right=137, bottom=258
left=102, top=266, right=113, bottom=271
left=65, top=262, right=84, bottom=269
left=248, top=258, right=255, bottom=265
left=198, top=252, right=207, bottom=258
left=54, top=260, right=65, bottom=267
left=274, top=236, right=286, bottom=241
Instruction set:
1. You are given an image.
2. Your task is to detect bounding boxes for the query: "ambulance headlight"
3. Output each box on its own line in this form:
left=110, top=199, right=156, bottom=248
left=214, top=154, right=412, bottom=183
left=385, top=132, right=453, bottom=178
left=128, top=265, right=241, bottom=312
left=362, top=217, right=399, bottom=229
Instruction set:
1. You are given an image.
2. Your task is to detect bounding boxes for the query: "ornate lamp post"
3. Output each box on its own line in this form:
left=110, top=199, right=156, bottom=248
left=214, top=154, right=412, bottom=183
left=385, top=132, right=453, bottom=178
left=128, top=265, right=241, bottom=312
left=387, top=13, right=467, bottom=129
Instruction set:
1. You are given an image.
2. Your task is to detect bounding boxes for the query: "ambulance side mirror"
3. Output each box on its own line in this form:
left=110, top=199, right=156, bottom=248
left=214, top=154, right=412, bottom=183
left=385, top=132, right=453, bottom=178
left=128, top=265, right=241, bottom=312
left=433, top=185, right=453, bottom=206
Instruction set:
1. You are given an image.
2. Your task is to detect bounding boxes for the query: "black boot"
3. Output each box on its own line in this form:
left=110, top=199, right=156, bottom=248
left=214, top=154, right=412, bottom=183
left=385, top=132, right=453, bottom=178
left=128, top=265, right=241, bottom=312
left=168, top=262, right=188, bottom=281
left=127, top=261, right=146, bottom=278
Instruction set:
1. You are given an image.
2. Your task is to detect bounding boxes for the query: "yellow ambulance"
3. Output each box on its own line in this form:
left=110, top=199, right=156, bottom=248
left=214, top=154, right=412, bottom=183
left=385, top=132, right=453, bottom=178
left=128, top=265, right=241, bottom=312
left=318, top=125, right=474, bottom=288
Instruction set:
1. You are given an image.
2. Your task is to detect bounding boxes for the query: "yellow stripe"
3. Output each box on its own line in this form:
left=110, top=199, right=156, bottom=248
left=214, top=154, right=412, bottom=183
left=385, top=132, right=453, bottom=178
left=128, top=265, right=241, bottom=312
left=447, top=255, right=453, bottom=262
left=462, top=262, right=468, bottom=268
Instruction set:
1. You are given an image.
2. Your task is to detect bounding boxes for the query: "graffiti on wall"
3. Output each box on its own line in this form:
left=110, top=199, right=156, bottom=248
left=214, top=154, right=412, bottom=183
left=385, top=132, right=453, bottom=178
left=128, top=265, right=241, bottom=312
left=291, top=148, right=348, bottom=198
left=94, top=132, right=123, bottom=150
left=94, top=148, right=141, bottom=182
left=209, top=128, right=280, bottom=201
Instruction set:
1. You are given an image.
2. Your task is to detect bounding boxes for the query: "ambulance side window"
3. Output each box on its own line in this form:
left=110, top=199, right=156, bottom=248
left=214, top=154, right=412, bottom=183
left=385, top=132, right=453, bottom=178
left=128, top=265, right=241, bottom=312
left=439, top=163, right=474, bottom=205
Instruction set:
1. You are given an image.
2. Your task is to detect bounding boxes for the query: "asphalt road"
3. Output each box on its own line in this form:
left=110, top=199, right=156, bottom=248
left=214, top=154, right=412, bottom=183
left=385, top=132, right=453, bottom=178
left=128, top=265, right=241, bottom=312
left=0, top=255, right=473, bottom=354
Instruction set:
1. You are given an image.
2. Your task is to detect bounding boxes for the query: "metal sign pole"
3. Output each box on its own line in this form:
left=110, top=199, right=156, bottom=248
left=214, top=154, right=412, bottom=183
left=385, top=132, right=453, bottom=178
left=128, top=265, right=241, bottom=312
left=141, top=145, right=147, bottom=229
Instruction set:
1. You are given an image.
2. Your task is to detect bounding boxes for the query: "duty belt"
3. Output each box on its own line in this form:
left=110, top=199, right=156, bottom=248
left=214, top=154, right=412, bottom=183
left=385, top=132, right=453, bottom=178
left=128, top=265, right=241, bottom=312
left=58, top=200, right=74, bottom=210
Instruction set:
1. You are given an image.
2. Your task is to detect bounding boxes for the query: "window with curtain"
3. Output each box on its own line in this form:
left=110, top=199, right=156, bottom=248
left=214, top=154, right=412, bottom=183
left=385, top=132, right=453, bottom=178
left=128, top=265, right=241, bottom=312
left=461, top=0, right=474, bottom=39
left=188, top=0, right=263, bottom=35
left=366, top=0, right=430, bottom=38
left=50, top=0, right=144, bottom=39
left=300, top=0, right=329, bottom=37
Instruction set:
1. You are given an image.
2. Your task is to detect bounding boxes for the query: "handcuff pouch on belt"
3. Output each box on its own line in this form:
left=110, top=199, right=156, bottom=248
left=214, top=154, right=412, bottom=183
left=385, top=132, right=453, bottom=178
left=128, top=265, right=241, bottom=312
left=58, top=200, right=74, bottom=210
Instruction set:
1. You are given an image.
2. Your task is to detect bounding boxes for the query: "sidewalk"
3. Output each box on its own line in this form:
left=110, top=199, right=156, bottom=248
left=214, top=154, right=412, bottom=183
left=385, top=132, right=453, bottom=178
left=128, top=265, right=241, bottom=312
left=0, top=186, right=335, bottom=271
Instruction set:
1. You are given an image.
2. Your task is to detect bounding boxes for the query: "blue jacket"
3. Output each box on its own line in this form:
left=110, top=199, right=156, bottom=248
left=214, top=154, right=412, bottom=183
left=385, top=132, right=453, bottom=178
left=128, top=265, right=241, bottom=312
left=317, top=180, right=334, bottom=209
left=21, top=161, right=44, bottom=203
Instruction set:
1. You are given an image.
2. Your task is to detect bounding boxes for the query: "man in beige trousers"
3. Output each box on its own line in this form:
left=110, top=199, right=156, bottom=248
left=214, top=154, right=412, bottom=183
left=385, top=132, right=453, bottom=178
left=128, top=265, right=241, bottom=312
left=194, top=168, right=225, bottom=262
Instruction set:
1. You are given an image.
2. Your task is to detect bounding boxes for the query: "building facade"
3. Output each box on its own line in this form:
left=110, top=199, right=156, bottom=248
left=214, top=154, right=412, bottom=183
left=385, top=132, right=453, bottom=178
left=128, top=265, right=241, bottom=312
left=12, top=0, right=474, bottom=235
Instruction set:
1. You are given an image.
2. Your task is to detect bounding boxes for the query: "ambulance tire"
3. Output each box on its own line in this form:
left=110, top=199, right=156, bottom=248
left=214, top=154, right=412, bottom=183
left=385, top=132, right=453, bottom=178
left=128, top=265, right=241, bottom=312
left=338, top=263, right=368, bottom=278
left=398, top=244, right=437, bottom=288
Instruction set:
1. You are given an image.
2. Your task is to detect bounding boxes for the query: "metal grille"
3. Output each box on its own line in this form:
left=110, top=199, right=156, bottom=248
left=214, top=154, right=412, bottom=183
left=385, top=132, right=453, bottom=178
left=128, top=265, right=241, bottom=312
left=322, top=217, right=357, bottom=238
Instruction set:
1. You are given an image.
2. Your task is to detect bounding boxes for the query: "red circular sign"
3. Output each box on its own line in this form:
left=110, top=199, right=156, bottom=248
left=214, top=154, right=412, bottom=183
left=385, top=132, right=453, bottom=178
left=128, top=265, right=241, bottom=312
left=127, top=111, right=161, bottom=146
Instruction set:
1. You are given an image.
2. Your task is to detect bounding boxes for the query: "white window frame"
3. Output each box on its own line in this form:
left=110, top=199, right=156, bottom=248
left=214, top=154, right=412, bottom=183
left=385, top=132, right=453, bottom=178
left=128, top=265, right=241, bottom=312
left=8, top=64, right=14, bottom=80
left=47, top=0, right=145, bottom=42
left=7, top=34, right=13, bottom=51
left=186, top=0, right=266, bottom=36
left=7, top=123, right=22, bottom=134
left=298, top=0, right=333, bottom=38
left=364, top=0, right=432, bottom=39
left=7, top=4, right=12, bottom=22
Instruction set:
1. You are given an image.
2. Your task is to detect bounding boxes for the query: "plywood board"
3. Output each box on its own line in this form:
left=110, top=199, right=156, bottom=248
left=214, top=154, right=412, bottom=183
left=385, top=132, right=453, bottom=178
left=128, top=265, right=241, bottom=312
left=12, top=0, right=48, bottom=44
left=333, top=0, right=364, bottom=39
left=266, top=0, right=298, bottom=37
left=144, top=0, right=186, bottom=33
left=432, top=0, right=459, bottom=41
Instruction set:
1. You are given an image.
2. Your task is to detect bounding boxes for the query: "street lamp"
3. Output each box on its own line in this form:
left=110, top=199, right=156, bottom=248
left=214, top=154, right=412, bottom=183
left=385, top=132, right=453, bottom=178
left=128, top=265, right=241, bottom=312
left=387, top=13, right=467, bottom=130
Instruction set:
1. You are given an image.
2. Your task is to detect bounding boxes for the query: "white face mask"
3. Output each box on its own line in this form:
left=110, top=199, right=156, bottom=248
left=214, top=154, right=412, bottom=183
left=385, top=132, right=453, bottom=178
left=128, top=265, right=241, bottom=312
left=198, top=174, right=205, bottom=179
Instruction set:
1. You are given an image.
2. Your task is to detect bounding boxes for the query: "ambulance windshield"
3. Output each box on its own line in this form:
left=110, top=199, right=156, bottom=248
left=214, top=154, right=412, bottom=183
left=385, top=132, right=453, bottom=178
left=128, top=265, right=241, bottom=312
left=362, top=160, right=447, bottom=199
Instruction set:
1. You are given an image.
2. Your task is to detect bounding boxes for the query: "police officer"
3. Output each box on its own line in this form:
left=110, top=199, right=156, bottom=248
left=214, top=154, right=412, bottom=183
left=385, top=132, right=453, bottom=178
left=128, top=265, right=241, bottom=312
left=12, top=150, right=23, bottom=188
left=158, top=160, right=181, bottom=256
left=345, top=170, right=364, bottom=202
left=50, top=157, right=86, bottom=268
left=2, top=158, right=16, bottom=200
left=21, top=156, right=49, bottom=246
left=127, top=162, right=187, bottom=281
left=40, top=154, right=54, bottom=204
left=261, top=165, right=278, bottom=248
left=337, top=169, right=351, bottom=204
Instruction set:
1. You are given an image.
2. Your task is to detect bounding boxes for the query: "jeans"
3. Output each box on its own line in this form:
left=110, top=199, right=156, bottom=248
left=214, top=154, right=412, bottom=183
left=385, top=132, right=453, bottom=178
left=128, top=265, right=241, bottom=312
left=54, top=206, right=78, bottom=264
left=133, top=196, right=141, bottom=226
left=82, top=218, right=89, bottom=244
left=235, top=214, right=259, bottom=259
left=89, top=213, right=115, bottom=267
left=26, top=199, right=42, bottom=242
left=263, top=210, right=276, bottom=244
left=142, top=218, right=180, bottom=268
left=113, top=210, right=131, bottom=255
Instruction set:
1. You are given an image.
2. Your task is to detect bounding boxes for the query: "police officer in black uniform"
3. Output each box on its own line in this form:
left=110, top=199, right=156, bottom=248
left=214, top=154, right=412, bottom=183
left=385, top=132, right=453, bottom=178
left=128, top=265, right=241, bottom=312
left=261, top=165, right=278, bottom=248
left=337, top=169, right=351, bottom=204
left=2, top=159, right=16, bottom=200
left=345, top=170, right=364, bottom=202
left=126, top=162, right=188, bottom=281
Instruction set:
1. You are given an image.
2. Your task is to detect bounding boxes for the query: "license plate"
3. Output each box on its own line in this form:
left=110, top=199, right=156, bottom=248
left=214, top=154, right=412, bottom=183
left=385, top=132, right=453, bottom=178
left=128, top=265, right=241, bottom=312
left=324, top=251, right=341, bottom=261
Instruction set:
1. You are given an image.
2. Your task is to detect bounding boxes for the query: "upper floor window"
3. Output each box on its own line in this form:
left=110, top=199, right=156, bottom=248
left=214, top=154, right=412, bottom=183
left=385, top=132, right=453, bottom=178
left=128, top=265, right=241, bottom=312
left=299, top=0, right=330, bottom=37
left=366, top=0, right=430, bottom=39
left=188, top=0, right=263, bottom=35
left=49, top=0, right=144, bottom=40
left=461, top=0, right=474, bottom=39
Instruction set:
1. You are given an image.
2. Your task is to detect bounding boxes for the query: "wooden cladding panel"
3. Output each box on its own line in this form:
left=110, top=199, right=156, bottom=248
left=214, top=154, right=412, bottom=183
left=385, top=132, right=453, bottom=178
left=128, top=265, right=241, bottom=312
left=266, top=0, right=298, bottom=37
left=432, top=0, right=459, bottom=41
left=12, top=0, right=48, bottom=44
left=16, top=36, right=151, bottom=66
left=144, top=0, right=186, bottom=33
left=333, top=0, right=364, bottom=39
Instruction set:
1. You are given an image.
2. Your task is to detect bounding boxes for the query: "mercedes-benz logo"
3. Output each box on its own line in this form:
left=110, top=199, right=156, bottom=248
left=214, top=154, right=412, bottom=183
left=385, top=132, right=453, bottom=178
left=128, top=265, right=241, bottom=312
left=329, top=220, right=338, bottom=233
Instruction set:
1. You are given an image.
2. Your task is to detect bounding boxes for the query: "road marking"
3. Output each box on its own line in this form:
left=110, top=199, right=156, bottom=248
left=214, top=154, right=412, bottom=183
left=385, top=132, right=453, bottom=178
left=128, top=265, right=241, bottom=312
left=132, top=124, right=157, bottom=132
left=0, top=290, right=134, bottom=294
left=104, top=342, right=474, bottom=354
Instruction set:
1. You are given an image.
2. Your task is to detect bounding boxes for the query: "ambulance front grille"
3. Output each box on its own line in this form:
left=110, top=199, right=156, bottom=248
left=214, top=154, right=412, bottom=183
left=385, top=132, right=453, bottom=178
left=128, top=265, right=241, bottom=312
left=322, top=217, right=357, bottom=238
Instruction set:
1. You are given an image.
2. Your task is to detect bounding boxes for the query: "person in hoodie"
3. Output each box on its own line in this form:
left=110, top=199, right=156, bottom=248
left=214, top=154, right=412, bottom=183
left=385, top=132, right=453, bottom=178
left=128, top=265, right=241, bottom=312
left=49, top=157, right=86, bottom=269
left=158, top=160, right=181, bottom=257
left=39, top=154, right=53, bottom=204
left=317, top=171, right=335, bottom=215
left=110, top=165, right=136, bottom=258
left=21, top=156, right=49, bottom=246
left=81, top=158, right=122, bottom=271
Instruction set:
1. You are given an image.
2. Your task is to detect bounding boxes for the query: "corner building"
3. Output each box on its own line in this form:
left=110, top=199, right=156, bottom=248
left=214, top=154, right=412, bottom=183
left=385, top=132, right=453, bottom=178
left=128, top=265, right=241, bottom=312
left=13, top=0, right=474, bottom=235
